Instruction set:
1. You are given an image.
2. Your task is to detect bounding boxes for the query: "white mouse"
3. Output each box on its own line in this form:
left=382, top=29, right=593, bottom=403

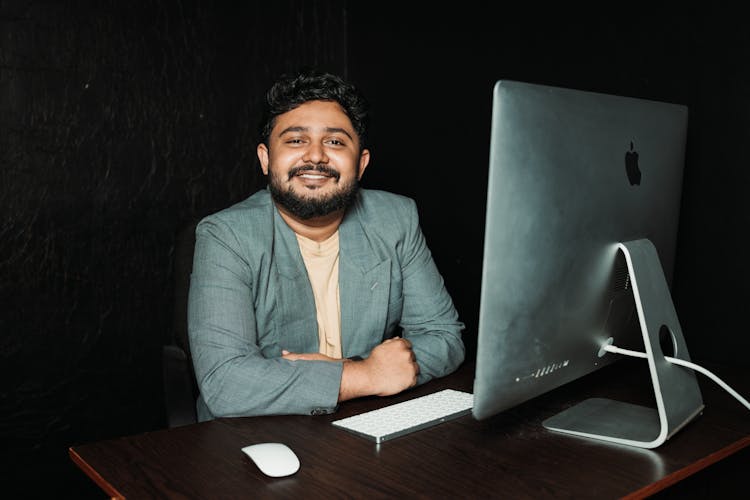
left=241, top=442, right=300, bottom=477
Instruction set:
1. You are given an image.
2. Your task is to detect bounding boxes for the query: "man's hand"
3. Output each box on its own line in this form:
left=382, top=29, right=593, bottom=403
left=339, top=337, right=419, bottom=401
left=281, top=350, right=338, bottom=362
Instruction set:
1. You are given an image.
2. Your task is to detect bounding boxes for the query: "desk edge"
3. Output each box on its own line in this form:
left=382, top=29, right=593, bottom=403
left=69, top=446, right=126, bottom=500
left=622, top=435, right=750, bottom=500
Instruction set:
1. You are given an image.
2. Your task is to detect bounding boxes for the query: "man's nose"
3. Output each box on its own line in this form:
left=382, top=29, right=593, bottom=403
left=303, top=142, right=328, bottom=164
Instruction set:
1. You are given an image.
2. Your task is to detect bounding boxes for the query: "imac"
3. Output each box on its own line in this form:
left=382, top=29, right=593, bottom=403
left=471, top=80, right=704, bottom=449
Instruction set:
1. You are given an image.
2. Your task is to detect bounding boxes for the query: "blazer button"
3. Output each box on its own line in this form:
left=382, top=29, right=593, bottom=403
left=310, top=407, right=337, bottom=416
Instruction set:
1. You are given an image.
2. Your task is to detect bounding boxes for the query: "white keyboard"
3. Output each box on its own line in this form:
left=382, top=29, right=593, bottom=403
left=331, top=389, right=474, bottom=443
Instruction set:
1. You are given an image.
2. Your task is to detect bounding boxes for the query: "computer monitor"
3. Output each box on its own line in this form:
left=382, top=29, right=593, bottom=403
left=471, top=80, right=704, bottom=449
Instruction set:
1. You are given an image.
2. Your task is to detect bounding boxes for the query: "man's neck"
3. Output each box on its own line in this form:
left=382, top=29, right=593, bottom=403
left=275, top=204, right=344, bottom=242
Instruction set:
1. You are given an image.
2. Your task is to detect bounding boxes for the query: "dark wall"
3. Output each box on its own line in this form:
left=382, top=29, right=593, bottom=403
left=347, top=5, right=750, bottom=368
left=0, top=0, right=347, bottom=496
left=674, top=8, right=750, bottom=367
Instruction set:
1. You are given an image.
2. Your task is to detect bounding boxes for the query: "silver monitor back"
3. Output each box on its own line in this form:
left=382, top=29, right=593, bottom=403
left=472, top=80, right=700, bottom=447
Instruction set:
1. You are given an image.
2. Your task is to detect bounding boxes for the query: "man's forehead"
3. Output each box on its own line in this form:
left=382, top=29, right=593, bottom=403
left=274, top=101, right=350, bottom=126
left=272, top=101, right=356, bottom=139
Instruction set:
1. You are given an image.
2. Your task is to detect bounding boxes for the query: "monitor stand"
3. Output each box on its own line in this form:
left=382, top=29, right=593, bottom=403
left=542, top=238, right=704, bottom=449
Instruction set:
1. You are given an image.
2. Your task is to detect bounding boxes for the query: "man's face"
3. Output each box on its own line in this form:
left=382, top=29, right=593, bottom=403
left=257, top=100, right=370, bottom=220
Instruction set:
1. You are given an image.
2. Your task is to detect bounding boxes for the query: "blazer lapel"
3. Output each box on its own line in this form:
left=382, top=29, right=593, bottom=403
left=272, top=207, right=319, bottom=352
left=338, top=210, right=391, bottom=358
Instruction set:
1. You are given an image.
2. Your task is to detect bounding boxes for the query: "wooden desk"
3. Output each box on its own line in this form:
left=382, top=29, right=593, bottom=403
left=70, top=358, right=749, bottom=499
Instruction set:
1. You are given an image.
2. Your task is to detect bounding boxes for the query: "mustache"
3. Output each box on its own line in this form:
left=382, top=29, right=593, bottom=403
left=287, top=164, right=340, bottom=181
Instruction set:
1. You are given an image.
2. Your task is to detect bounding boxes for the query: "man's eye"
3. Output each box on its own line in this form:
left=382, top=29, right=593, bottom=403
left=286, top=138, right=304, bottom=144
left=327, top=139, right=344, bottom=146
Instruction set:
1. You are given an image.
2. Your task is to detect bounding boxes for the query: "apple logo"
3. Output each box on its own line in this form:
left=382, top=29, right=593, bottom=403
left=625, top=141, right=641, bottom=186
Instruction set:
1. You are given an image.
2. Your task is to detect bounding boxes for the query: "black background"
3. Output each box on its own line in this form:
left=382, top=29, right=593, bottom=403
left=2, top=1, right=748, bottom=497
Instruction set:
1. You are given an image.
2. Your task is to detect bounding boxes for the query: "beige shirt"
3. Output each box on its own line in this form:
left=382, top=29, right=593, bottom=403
left=296, top=230, right=342, bottom=358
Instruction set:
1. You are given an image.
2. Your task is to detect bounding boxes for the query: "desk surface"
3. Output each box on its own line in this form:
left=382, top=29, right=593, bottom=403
left=70, top=358, right=749, bottom=499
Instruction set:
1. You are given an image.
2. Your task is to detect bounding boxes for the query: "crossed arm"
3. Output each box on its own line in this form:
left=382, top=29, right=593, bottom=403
left=282, top=337, right=419, bottom=401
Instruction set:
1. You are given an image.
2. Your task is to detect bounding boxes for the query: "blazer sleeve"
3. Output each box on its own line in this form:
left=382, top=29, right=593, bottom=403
left=396, top=198, right=466, bottom=384
left=187, top=215, right=342, bottom=419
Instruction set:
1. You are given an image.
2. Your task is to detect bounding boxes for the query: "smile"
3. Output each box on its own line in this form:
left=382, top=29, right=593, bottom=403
left=297, top=172, right=333, bottom=179
left=288, top=164, right=341, bottom=181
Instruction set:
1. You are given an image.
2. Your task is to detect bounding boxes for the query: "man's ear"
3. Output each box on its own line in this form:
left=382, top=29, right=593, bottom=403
left=257, top=143, right=270, bottom=175
left=357, top=149, right=371, bottom=179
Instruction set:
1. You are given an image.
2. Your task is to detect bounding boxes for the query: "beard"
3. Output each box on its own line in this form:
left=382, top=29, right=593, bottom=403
left=267, top=164, right=360, bottom=220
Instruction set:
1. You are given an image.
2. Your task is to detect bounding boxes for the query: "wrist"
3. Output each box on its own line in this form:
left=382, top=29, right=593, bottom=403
left=339, top=356, right=374, bottom=401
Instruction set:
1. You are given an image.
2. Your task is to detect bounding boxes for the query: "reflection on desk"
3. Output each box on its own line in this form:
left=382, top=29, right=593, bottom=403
left=69, top=358, right=750, bottom=499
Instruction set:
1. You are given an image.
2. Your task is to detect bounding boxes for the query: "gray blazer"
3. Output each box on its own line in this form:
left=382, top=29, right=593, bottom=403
left=188, top=188, right=465, bottom=420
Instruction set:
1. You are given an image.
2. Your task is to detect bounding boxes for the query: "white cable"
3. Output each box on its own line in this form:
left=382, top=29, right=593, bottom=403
left=603, top=344, right=750, bottom=411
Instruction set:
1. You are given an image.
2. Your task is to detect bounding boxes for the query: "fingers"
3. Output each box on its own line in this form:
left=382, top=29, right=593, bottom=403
left=282, top=350, right=339, bottom=362
left=282, top=350, right=301, bottom=361
left=381, top=337, right=418, bottom=371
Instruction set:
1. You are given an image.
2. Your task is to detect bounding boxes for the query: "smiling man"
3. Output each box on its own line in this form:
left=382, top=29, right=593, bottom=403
left=187, top=70, right=465, bottom=420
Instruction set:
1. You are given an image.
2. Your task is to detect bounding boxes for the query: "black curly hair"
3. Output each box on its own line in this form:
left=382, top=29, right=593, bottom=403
left=258, top=69, right=369, bottom=151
